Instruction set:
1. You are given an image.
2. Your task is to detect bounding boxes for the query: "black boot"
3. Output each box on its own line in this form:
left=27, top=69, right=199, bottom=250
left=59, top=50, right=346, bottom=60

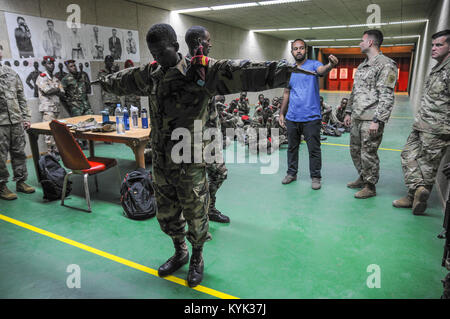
left=187, top=246, right=204, bottom=288
left=208, top=207, right=230, bottom=223
left=158, top=239, right=189, bottom=277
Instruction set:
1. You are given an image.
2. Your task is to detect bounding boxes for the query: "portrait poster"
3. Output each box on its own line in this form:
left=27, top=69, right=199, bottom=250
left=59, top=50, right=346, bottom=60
left=4, top=12, right=140, bottom=63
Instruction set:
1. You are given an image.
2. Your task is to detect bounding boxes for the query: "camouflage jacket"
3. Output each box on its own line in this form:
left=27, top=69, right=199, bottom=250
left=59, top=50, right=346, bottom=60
left=413, top=56, right=450, bottom=135
left=61, top=72, right=89, bottom=104
left=98, top=69, right=121, bottom=104
left=238, top=99, right=250, bottom=115
left=0, top=65, right=30, bottom=125
left=97, top=54, right=298, bottom=165
left=35, top=70, right=64, bottom=112
left=347, top=53, right=398, bottom=123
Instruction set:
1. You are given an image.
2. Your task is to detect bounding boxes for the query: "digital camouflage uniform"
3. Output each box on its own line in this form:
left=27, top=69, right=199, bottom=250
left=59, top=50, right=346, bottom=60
left=35, top=70, right=64, bottom=151
left=0, top=65, right=30, bottom=184
left=401, top=56, right=450, bottom=196
left=237, top=97, right=250, bottom=116
left=97, top=55, right=297, bottom=248
left=98, top=68, right=121, bottom=114
left=205, top=98, right=228, bottom=212
left=346, top=53, right=397, bottom=185
left=61, top=72, right=93, bottom=117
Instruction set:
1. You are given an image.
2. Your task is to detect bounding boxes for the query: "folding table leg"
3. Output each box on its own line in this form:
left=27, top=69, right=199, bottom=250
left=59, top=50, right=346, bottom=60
left=61, top=171, right=73, bottom=206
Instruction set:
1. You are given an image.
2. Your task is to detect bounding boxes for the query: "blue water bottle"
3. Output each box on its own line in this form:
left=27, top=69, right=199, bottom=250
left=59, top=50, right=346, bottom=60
left=141, top=108, right=148, bottom=129
left=123, top=107, right=130, bottom=130
left=101, top=108, right=109, bottom=123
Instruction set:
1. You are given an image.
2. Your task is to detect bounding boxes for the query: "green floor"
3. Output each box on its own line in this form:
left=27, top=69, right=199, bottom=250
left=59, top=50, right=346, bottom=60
left=0, top=92, right=447, bottom=299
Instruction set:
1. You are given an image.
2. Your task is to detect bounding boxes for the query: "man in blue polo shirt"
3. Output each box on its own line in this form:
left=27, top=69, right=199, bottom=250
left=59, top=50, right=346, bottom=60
left=279, top=38, right=338, bottom=189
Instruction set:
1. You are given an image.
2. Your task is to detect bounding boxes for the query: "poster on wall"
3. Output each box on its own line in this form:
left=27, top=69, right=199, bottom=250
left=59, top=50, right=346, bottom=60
left=352, top=68, right=357, bottom=79
left=329, top=68, right=338, bottom=80
left=339, top=68, right=348, bottom=80
left=4, top=12, right=140, bottom=63
left=0, top=58, right=93, bottom=99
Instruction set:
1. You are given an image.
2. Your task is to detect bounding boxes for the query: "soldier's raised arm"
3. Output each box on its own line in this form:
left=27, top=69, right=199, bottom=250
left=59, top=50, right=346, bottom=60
left=92, top=64, right=153, bottom=97
left=203, top=58, right=314, bottom=96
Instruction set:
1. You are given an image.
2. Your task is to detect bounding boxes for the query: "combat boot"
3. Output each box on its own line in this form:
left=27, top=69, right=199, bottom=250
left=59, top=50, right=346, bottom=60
left=354, top=183, right=376, bottom=199
left=347, top=176, right=364, bottom=189
left=208, top=207, right=230, bottom=223
left=412, top=186, right=430, bottom=215
left=187, top=246, right=204, bottom=288
left=392, top=193, right=414, bottom=208
left=16, top=181, right=35, bottom=194
left=158, top=239, right=189, bottom=277
left=0, top=184, right=18, bottom=200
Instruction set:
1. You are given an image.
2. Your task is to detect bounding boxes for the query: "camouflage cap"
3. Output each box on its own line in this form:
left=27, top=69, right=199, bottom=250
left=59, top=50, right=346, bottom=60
left=64, top=59, right=75, bottom=65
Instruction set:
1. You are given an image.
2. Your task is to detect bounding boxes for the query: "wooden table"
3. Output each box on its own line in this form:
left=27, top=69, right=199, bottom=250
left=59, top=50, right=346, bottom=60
left=27, top=115, right=151, bottom=181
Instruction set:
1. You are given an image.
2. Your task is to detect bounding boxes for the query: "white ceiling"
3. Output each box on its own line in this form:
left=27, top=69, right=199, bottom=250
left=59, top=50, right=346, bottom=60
left=129, top=0, right=437, bottom=46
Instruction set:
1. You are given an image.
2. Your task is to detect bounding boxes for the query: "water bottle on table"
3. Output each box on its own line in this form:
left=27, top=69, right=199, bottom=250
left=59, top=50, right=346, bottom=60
left=141, top=108, right=148, bottom=129
left=123, top=107, right=130, bottom=131
left=115, top=103, right=125, bottom=134
left=130, top=105, right=139, bottom=129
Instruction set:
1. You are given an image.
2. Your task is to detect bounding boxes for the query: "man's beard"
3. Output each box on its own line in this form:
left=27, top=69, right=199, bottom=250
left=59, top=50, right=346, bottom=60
left=295, top=54, right=306, bottom=63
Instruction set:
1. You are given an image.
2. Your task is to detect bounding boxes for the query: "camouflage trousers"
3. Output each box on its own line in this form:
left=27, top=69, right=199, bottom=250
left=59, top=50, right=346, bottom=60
left=401, top=129, right=450, bottom=193
left=0, top=123, right=28, bottom=184
left=68, top=100, right=93, bottom=117
left=152, top=160, right=212, bottom=248
left=350, top=119, right=385, bottom=185
left=206, top=161, right=228, bottom=209
left=41, top=111, right=59, bottom=152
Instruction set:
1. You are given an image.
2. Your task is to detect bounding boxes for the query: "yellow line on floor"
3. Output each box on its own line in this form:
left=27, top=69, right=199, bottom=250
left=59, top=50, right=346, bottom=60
left=0, top=214, right=239, bottom=300
left=320, top=142, right=402, bottom=152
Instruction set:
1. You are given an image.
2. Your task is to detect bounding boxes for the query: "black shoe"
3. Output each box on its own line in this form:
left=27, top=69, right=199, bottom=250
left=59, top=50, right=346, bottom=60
left=208, top=208, right=230, bottom=223
left=187, top=247, right=204, bottom=288
left=282, top=174, right=297, bottom=184
left=158, top=242, right=189, bottom=277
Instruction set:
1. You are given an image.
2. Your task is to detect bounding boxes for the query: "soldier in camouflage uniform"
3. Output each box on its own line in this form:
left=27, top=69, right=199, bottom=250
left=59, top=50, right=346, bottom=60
left=94, top=23, right=306, bottom=288
left=344, top=30, right=398, bottom=199
left=97, top=55, right=121, bottom=115
left=36, top=56, right=64, bottom=154
left=124, top=59, right=142, bottom=114
left=61, top=60, right=93, bottom=117
left=0, top=64, right=35, bottom=200
left=393, top=30, right=450, bottom=215
left=237, top=92, right=250, bottom=116
left=78, top=63, right=91, bottom=95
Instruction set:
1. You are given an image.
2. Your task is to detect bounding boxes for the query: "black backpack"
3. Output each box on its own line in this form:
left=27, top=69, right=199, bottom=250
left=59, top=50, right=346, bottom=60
left=38, top=154, right=72, bottom=201
left=120, top=168, right=157, bottom=220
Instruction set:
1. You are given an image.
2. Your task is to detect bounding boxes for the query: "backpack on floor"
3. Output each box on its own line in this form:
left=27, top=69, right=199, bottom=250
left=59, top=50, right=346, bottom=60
left=38, top=154, right=72, bottom=201
left=120, top=168, right=157, bottom=220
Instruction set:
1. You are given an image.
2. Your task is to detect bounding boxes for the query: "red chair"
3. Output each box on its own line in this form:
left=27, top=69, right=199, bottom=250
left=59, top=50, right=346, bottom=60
left=49, top=120, right=121, bottom=212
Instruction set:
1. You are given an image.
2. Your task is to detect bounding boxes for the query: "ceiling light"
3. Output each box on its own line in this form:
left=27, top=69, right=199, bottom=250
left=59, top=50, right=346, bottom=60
left=311, top=25, right=347, bottom=30
left=172, top=7, right=211, bottom=14
left=252, top=29, right=279, bottom=32
left=211, top=3, right=259, bottom=10
left=278, top=27, right=311, bottom=31
left=307, top=39, right=334, bottom=42
left=335, top=38, right=360, bottom=41
left=258, top=0, right=308, bottom=5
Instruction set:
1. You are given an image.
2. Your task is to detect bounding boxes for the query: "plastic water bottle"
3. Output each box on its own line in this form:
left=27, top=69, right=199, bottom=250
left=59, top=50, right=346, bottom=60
left=101, top=108, right=109, bottom=123
left=115, top=104, right=125, bottom=134
left=123, top=107, right=130, bottom=131
left=130, top=105, right=139, bottom=129
left=141, top=108, right=148, bottom=129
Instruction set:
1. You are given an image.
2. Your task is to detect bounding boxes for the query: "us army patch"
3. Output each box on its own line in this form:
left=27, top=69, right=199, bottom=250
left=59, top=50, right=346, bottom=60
left=385, top=70, right=397, bottom=89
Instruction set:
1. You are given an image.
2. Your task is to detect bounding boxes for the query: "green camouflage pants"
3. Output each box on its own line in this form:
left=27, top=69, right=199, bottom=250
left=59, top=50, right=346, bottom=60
left=401, top=129, right=450, bottom=193
left=152, top=160, right=212, bottom=248
left=68, top=100, right=93, bottom=117
left=206, top=161, right=228, bottom=209
left=0, top=123, right=28, bottom=184
left=41, top=111, right=59, bottom=151
left=350, top=119, right=385, bottom=185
